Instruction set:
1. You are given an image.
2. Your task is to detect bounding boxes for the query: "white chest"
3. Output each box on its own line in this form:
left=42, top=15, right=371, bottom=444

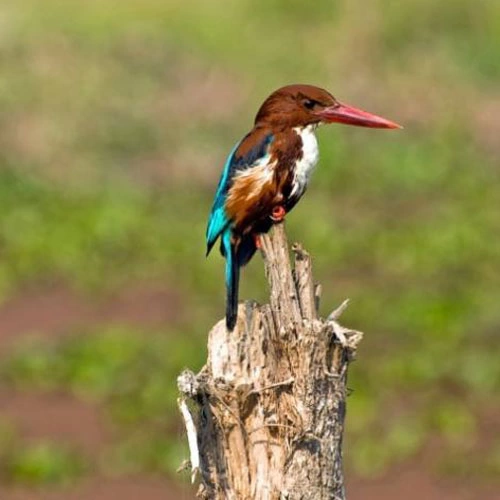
left=291, top=125, right=319, bottom=198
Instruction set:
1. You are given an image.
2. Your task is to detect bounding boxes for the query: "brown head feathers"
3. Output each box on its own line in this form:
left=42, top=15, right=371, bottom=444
left=254, top=84, right=338, bottom=129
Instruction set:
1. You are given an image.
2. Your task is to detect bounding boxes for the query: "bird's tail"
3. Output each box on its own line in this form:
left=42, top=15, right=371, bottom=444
left=222, top=230, right=240, bottom=330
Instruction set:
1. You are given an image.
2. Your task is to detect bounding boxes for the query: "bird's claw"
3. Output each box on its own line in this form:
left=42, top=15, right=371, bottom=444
left=270, top=205, right=286, bottom=222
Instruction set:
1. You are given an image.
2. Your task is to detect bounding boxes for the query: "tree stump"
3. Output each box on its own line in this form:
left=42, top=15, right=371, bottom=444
left=178, top=222, right=363, bottom=499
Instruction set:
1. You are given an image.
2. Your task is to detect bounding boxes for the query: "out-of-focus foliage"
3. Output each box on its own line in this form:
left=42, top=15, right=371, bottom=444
left=0, top=418, right=87, bottom=486
left=1, top=328, right=199, bottom=476
left=5, top=442, right=87, bottom=487
left=0, top=0, right=499, bottom=487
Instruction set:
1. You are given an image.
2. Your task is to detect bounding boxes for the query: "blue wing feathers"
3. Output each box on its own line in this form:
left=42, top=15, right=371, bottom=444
left=205, top=140, right=241, bottom=255
left=205, top=132, right=274, bottom=256
left=205, top=208, right=229, bottom=256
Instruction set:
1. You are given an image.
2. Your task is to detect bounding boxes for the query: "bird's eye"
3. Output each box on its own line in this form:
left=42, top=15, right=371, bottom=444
left=303, top=99, right=317, bottom=110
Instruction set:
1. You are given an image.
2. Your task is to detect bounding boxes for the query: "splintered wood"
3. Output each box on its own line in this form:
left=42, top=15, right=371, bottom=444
left=177, top=223, right=363, bottom=500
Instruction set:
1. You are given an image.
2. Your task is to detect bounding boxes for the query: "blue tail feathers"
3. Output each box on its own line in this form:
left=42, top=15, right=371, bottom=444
left=221, top=231, right=259, bottom=330
left=222, top=230, right=239, bottom=330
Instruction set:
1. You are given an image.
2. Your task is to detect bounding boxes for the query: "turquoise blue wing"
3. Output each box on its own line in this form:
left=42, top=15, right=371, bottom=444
left=205, top=140, right=241, bottom=255
left=205, top=132, right=274, bottom=255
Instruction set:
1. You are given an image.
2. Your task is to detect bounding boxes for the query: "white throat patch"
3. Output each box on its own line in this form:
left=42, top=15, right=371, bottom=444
left=291, top=125, right=319, bottom=198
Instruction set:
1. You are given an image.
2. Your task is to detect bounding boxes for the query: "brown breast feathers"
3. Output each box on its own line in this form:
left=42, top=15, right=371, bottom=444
left=225, top=128, right=303, bottom=236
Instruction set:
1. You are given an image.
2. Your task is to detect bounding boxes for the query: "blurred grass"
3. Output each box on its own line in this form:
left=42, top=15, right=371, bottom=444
left=2, top=327, right=205, bottom=424
left=0, top=419, right=87, bottom=486
left=5, top=442, right=87, bottom=487
left=0, top=0, right=499, bottom=488
left=0, top=327, right=200, bottom=480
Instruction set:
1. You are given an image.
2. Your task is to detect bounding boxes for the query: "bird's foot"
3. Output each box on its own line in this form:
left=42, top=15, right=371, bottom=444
left=270, top=205, right=286, bottom=222
left=253, top=233, right=262, bottom=249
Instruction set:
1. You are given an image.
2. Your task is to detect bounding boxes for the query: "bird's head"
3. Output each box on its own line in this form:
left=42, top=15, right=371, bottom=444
left=254, top=84, right=402, bottom=130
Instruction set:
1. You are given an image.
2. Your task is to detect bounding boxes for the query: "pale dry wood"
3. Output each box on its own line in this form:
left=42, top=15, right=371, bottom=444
left=178, top=222, right=363, bottom=500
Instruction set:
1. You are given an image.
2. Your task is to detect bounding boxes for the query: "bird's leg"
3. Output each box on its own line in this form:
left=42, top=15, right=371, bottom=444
left=270, top=205, right=286, bottom=222
left=253, top=233, right=262, bottom=249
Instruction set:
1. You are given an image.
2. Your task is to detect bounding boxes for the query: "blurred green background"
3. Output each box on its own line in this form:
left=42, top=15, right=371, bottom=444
left=0, top=0, right=499, bottom=498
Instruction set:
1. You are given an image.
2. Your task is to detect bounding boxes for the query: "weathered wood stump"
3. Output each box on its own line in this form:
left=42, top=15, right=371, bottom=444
left=178, top=222, right=363, bottom=499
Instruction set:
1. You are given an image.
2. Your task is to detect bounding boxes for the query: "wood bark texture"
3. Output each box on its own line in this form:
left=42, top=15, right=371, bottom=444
left=177, top=222, right=363, bottom=500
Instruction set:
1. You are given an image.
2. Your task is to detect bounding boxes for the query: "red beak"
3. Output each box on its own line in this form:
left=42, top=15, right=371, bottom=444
left=315, top=102, right=402, bottom=129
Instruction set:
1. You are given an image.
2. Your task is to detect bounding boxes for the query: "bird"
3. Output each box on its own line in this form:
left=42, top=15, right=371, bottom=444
left=206, top=84, right=401, bottom=330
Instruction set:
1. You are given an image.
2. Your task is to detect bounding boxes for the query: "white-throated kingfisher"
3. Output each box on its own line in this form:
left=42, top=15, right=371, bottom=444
left=206, top=84, right=401, bottom=330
